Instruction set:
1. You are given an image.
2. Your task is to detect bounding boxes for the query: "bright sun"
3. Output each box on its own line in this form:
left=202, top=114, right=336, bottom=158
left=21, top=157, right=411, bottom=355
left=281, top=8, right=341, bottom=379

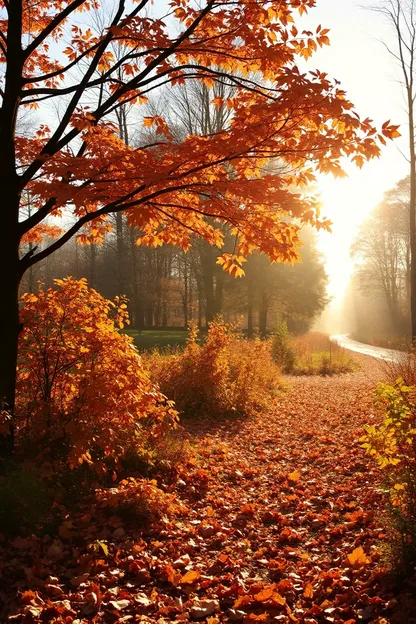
left=315, top=163, right=397, bottom=303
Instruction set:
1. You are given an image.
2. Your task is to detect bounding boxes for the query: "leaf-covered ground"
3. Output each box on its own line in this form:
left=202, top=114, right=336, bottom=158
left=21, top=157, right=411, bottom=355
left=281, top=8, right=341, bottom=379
left=2, top=355, right=416, bottom=623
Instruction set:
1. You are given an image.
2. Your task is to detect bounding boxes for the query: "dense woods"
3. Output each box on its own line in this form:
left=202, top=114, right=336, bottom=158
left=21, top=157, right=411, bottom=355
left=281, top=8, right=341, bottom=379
left=22, top=225, right=328, bottom=334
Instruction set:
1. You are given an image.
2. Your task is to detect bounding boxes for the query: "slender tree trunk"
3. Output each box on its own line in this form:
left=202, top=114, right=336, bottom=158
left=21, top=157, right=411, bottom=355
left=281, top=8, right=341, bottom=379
left=409, top=102, right=416, bottom=341
left=116, top=212, right=126, bottom=294
left=247, top=281, right=254, bottom=338
left=89, top=244, right=97, bottom=288
left=183, top=254, right=189, bottom=326
left=259, top=289, right=268, bottom=338
left=215, top=271, right=223, bottom=316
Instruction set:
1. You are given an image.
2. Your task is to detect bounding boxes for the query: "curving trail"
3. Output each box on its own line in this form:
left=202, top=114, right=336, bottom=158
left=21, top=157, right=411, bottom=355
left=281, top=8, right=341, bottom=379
left=3, top=355, right=416, bottom=623
left=330, top=335, right=400, bottom=362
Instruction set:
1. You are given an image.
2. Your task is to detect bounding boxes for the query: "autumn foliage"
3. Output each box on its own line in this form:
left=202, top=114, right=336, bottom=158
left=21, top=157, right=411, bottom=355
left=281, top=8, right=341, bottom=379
left=362, top=378, right=416, bottom=567
left=147, top=319, right=281, bottom=419
left=14, top=278, right=178, bottom=472
left=11, top=0, right=400, bottom=276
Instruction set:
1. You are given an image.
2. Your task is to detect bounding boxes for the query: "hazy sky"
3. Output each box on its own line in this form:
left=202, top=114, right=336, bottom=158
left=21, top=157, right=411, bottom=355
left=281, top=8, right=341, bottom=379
left=299, top=1, right=410, bottom=302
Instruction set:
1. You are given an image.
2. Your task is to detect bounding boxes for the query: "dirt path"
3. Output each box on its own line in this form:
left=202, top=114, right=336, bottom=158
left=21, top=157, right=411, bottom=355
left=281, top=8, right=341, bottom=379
left=4, top=355, right=416, bottom=623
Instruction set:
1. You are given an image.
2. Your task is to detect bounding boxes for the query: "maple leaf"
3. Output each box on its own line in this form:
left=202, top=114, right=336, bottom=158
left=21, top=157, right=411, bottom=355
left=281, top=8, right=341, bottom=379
left=346, top=546, right=369, bottom=566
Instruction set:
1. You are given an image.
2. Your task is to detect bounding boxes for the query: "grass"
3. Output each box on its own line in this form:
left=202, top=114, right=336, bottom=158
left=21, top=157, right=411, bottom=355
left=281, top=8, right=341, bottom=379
left=290, top=332, right=358, bottom=375
left=124, top=328, right=189, bottom=352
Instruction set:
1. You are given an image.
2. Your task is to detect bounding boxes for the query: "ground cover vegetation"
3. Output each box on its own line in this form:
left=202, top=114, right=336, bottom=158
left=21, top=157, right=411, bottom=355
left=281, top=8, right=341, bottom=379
left=3, top=355, right=416, bottom=623
left=272, top=324, right=356, bottom=376
left=146, top=319, right=282, bottom=420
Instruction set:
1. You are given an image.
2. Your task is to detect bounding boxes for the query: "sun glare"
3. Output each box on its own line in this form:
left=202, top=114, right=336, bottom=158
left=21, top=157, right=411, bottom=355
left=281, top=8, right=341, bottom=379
left=315, top=165, right=396, bottom=302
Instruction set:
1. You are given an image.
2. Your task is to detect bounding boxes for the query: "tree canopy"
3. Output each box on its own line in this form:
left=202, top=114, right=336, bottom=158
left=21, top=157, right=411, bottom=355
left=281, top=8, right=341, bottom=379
left=5, top=0, right=398, bottom=278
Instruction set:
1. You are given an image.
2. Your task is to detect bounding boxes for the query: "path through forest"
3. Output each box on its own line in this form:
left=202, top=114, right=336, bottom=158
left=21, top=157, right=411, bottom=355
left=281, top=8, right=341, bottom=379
left=4, top=355, right=416, bottom=623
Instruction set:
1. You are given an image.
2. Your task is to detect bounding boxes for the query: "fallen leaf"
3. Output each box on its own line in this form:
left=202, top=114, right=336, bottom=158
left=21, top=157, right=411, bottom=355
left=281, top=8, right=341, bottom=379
left=347, top=546, right=369, bottom=566
left=180, top=569, right=201, bottom=585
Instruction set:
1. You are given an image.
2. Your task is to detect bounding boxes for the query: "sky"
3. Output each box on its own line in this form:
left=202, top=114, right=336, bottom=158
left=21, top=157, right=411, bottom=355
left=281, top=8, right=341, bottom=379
left=299, top=0, right=410, bottom=303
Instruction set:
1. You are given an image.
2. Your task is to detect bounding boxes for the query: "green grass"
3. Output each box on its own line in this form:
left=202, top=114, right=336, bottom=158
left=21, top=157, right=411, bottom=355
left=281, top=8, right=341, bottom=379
left=289, top=332, right=358, bottom=376
left=124, top=329, right=189, bottom=352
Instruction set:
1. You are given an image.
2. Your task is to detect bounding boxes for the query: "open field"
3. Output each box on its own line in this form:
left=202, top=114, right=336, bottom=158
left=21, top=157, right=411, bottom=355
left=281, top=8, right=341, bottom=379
left=124, top=328, right=189, bottom=351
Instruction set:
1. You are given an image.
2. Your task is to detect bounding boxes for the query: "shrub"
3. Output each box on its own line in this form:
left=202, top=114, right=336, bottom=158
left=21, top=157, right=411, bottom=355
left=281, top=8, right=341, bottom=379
left=147, top=319, right=281, bottom=419
left=380, top=345, right=416, bottom=386
left=15, top=278, right=178, bottom=474
left=271, top=321, right=296, bottom=373
left=361, top=379, right=416, bottom=570
left=96, top=477, right=186, bottom=524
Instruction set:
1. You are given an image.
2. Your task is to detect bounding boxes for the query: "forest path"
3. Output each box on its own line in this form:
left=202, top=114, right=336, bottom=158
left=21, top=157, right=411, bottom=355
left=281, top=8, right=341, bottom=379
left=178, top=354, right=414, bottom=622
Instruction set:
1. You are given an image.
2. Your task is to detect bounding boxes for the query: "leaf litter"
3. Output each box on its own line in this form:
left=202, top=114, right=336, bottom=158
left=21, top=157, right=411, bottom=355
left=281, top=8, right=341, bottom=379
left=2, top=354, right=416, bottom=623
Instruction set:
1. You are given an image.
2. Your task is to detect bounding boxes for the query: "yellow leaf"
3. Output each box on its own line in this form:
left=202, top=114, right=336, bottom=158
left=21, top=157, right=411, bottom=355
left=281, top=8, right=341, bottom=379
left=347, top=546, right=369, bottom=566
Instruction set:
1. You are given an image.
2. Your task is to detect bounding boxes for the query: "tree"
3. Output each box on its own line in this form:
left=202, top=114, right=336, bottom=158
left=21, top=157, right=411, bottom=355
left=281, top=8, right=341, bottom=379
left=0, top=0, right=396, bottom=455
left=243, top=228, right=328, bottom=336
left=351, top=176, right=410, bottom=335
left=370, top=1, right=416, bottom=338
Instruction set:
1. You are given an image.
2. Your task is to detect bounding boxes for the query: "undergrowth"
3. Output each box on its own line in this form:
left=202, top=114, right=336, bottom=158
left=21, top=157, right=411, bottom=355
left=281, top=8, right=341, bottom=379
left=146, top=319, right=282, bottom=419
left=362, top=378, right=416, bottom=572
left=273, top=330, right=357, bottom=376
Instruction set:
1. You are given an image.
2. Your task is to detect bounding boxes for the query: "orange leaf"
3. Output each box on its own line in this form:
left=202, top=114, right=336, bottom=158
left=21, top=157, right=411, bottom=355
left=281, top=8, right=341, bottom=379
left=288, top=470, right=300, bottom=483
left=254, top=586, right=275, bottom=602
left=180, top=570, right=201, bottom=585
left=303, top=583, right=314, bottom=599
left=347, top=546, right=369, bottom=566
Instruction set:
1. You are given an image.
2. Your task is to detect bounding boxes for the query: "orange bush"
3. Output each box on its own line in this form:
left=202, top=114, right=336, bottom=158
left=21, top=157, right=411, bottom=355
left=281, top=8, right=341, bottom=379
left=16, top=278, right=178, bottom=473
left=147, top=319, right=281, bottom=419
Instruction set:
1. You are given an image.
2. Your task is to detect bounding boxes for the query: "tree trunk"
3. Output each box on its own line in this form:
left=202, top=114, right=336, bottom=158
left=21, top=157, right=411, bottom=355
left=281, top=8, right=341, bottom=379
left=0, top=0, right=24, bottom=459
left=0, top=227, right=20, bottom=461
left=214, top=270, right=223, bottom=316
left=409, top=100, right=416, bottom=342
left=116, top=212, right=126, bottom=294
left=259, top=289, right=268, bottom=338
left=247, top=282, right=255, bottom=338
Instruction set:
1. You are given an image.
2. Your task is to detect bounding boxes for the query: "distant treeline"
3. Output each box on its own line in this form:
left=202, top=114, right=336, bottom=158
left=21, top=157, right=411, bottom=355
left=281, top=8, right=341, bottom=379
left=21, top=225, right=328, bottom=336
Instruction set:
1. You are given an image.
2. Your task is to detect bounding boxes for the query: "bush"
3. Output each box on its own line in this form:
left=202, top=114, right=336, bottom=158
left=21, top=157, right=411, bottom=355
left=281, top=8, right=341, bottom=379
left=96, top=477, right=186, bottom=524
left=380, top=345, right=416, bottom=386
left=271, top=321, right=296, bottom=373
left=361, top=379, right=416, bottom=570
left=14, top=278, right=178, bottom=474
left=147, top=319, right=281, bottom=419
